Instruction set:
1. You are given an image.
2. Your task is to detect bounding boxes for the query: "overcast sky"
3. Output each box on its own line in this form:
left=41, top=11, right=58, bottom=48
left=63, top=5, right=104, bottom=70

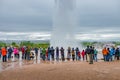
left=0, top=0, right=120, bottom=41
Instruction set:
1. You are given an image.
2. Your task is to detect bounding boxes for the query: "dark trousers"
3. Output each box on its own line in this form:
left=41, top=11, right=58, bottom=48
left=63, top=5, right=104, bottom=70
left=3, top=55, right=7, bottom=62
left=116, top=56, right=119, bottom=60
left=103, top=55, right=107, bottom=61
left=0, top=53, right=1, bottom=59
left=42, top=54, right=45, bottom=61
left=15, top=54, right=19, bottom=59
left=61, top=54, right=65, bottom=61
left=106, top=54, right=110, bottom=61
left=51, top=54, right=54, bottom=61
left=25, top=53, right=27, bottom=60
left=85, top=54, right=88, bottom=61
left=8, top=52, right=12, bottom=59
left=72, top=55, right=75, bottom=61
left=22, top=53, right=25, bottom=59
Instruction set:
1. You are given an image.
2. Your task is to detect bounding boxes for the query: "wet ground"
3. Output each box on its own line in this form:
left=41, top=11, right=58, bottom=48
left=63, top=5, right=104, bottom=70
left=0, top=54, right=103, bottom=72
left=0, top=52, right=120, bottom=80
left=0, top=59, right=40, bottom=72
left=0, top=60, right=120, bottom=80
left=0, top=53, right=103, bottom=72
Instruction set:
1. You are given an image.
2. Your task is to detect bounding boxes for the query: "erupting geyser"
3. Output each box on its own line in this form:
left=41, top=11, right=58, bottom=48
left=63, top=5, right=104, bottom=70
left=51, top=0, right=77, bottom=59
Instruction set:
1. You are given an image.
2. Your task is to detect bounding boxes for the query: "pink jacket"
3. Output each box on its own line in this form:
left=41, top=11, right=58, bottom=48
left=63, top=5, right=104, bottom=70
left=13, top=48, right=19, bottom=54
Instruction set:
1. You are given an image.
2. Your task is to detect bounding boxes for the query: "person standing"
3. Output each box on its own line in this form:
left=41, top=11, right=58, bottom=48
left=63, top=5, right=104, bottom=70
left=24, top=46, right=27, bottom=60
left=19, top=48, right=22, bottom=61
left=115, top=48, right=120, bottom=60
left=119, top=47, right=120, bottom=59
left=8, top=47, right=13, bottom=60
left=34, top=47, right=38, bottom=60
left=75, top=47, right=79, bottom=61
left=42, top=48, right=46, bottom=61
left=109, top=47, right=115, bottom=61
left=67, top=47, right=71, bottom=61
left=26, top=46, right=31, bottom=60
left=78, top=51, right=81, bottom=61
left=56, top=47, right=59, bottom=61
left=60, top=47, right=65, bottom=61
left=72, top=48, right=75, bottom=61
left=21, top=46, right=25, bottom=59
left=102, top=47, right=108, bottom=61
left=46, top=48, right=48, bottom=60
left=112, top=47, right=116, bottom=61
left=119, top=48, right=120, bottom=59
left=0, top=48, right=2, bottom=60
left=81, top=50, right=85, bottom=61
left=51, top=47, right=55, bottom=61
left=89, top=46, right=94, bottom=64
left=1, top=47, right=7, bottom=62
left=13, top=47, right=19, bottom=59
left=47, top=47, right=51, bottom=61
left=40, top=47, right=43, bottom=59
left=85, top=46, right=90, bottom=62
left=94, top=48, right=98, bottom=62
left=106, top=48, right=110, bottom=61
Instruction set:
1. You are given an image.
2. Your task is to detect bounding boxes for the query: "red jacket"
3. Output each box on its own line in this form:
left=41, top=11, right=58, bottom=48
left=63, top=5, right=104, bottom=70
left=82, top=50, right=85, bottom=56
left=21, top=47, right=25, bottom=54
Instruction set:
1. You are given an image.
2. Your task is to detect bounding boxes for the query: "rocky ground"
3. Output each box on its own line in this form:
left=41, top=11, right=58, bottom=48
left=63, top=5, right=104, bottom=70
left=0, top=60, right=120, bottom=80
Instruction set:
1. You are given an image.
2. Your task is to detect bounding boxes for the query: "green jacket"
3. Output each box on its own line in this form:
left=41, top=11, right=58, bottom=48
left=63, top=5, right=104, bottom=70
left=42, top=48, right=46, bottom=54
left=94, top=49, right=98, bottom=55
left=26, top=48, right=31, bottom=54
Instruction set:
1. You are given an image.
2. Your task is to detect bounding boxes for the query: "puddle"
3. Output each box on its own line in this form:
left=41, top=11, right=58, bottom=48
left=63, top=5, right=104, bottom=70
left=0, top=60, right=33, bottom=72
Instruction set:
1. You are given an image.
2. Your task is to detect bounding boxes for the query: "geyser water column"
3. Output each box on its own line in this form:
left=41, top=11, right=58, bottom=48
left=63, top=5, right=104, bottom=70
left=51, top=0, right=77, bottom=60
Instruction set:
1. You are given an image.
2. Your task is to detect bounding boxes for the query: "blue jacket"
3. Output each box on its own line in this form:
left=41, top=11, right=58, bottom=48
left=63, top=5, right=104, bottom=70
left=110, top=48, right=115, bottom=56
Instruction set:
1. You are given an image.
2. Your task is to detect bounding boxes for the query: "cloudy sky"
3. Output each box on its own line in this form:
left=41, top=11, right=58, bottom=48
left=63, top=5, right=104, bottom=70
left=0, top=0, right=120, bottom=41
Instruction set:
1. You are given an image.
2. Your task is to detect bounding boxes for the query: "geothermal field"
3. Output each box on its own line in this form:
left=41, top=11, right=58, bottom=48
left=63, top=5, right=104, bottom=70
left=0, top=61, right=120, bottom=80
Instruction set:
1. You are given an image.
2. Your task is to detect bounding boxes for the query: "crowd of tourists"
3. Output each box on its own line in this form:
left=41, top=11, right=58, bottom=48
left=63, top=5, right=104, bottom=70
left=0, top=45, right=120, bottom=64
left=102, top=46, right=120, bottom=61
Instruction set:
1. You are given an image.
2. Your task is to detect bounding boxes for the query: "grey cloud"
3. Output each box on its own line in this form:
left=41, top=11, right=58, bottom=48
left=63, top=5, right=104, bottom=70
left=76, top=0, right=120, bottom=27
left=0, top=0, right=53, bottom=32
left=0, top=0, right=120, bottom=32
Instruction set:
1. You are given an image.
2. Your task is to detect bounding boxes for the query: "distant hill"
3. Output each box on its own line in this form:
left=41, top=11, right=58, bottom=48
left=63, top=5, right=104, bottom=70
left=0, top=40, right=50, bottom=44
